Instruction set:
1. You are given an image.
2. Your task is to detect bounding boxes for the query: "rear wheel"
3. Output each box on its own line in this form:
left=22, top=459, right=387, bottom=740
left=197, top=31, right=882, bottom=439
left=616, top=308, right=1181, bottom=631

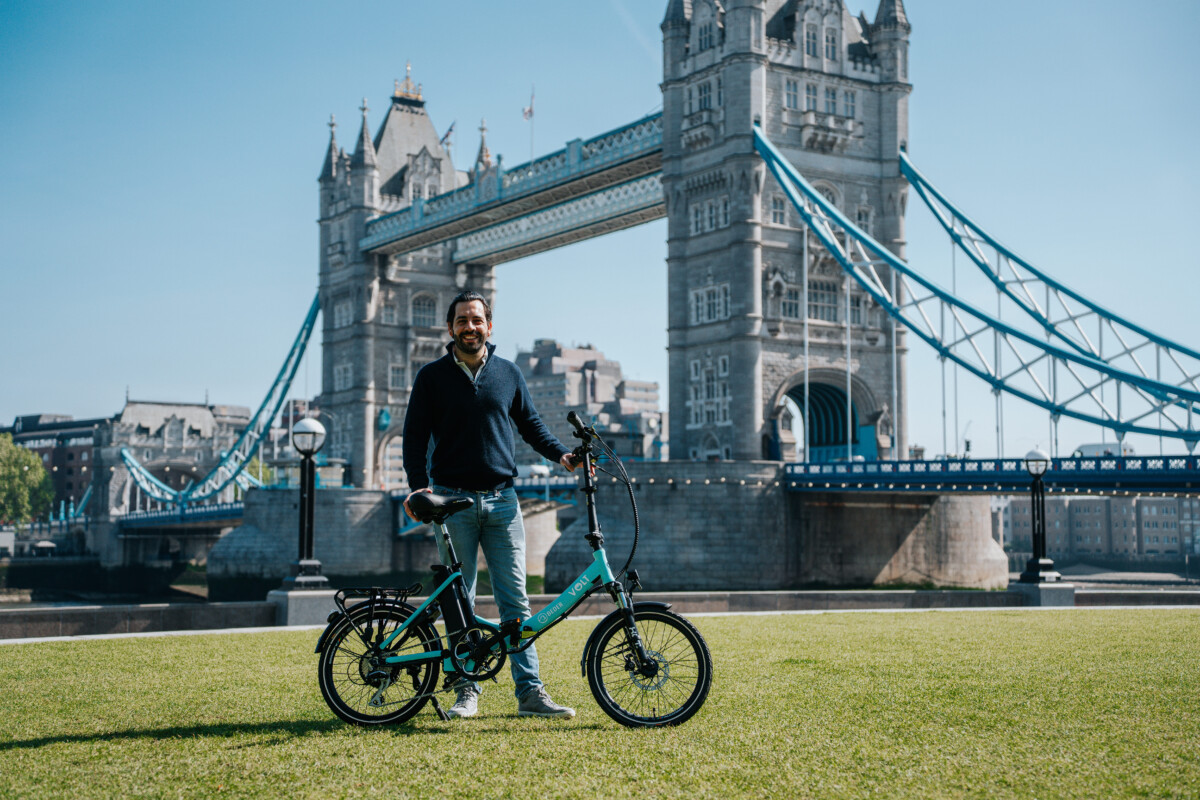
left=318, top=603, right=441, bottom=726
left=586, top=608, right=712, bottom=727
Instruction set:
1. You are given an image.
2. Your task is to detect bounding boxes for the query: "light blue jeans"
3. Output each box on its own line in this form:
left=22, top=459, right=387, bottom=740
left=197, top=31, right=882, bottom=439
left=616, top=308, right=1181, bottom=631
left=432, top=485, right=541, bottom=699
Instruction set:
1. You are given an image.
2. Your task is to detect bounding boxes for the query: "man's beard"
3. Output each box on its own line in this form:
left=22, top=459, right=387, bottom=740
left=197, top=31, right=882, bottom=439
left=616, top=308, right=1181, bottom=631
left=454, top=330, right=486, bottom=355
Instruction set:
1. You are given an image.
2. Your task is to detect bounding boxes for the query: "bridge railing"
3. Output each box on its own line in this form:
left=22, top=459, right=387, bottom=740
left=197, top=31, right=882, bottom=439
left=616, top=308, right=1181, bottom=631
left=785, top=456, right=1200, bottom=493
left=117, top=502, right=245, bottom=528
left=361, top=113, right=663, bottom=252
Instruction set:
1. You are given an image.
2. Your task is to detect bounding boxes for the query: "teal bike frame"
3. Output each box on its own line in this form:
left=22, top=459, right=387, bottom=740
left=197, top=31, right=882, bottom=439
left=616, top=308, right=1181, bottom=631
left=379, top=543, right=622, bottom=670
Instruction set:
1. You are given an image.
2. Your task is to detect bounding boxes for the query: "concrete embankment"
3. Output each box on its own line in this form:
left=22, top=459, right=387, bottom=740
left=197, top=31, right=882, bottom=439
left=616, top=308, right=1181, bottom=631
left=2, top=588, right=1199, bottom=640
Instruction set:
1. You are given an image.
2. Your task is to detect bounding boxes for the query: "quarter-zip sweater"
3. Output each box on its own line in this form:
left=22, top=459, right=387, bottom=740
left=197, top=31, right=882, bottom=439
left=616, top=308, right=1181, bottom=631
left=402, top=342, right=570, bottom=491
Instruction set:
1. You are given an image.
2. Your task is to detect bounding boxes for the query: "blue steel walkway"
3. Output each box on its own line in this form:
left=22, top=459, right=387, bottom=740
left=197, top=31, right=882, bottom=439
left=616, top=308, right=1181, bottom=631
left=786, top=455, right=1200, bottom=494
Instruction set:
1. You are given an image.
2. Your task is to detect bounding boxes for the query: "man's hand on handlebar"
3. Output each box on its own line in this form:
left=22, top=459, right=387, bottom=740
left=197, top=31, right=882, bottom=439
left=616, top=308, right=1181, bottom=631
left=559, top=452, right=581, bottom=472
left=403, top=487, right=433, bottom=522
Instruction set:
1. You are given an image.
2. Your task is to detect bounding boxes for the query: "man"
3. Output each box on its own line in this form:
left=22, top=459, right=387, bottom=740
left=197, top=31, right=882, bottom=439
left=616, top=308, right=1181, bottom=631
left=402, top=290, right=579, bottom=720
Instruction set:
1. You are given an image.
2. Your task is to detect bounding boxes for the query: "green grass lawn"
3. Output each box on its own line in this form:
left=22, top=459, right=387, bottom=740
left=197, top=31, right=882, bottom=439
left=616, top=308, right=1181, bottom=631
left=2, top=609, right=1198, bottom=799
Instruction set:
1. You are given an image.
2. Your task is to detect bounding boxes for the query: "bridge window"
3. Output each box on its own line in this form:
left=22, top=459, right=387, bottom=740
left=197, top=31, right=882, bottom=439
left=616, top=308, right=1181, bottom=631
left=844, top=90, right=856, bottom=119
left=707, top=200, right=717, bottom=230
left=785, top=79, right=799, bottom=110
left=771, top=196, right=786, bottom=225
left=426, top=182, right=438, bottom=199
left=782, top=288, right=801, bottom=319
left=720, top=195, right=730, bottom=227
left=412, top=295, right=438, bottom=327
left=690, top=360, right=701, bottom=381
left=824, top=29, right=838, bottom=61
left=334, top=363, right=353, bottom=391
left=805, top=84, right=818, bottom=111
left=856, top=207, right=872, bottom=235
left=389, top=365, right=406, bottom=390
left=333, top=300, right=353, bottom=329
left=718, top=355, right=729, bottom=376
left=691, top=204, right=703, bottom=235
left=824, top=87, right=838, bottom=115
left=411, top=183, right=423, bottom=201
left=698, top=22, right=714, bottom=51
left=698, top=83, right=712, bottom=111
left=690, top=284, right=731, bottom=324
left=809, top=280, right=839, bottom=322
left=381, top=303, right=397, bottom=325
left=686, top=88, right=694, bottom=115
left=805, top=25, right=818, bottom=58
left=849, top=295, right=863, bottom=325
left=717, top=77, right=723, bottom=106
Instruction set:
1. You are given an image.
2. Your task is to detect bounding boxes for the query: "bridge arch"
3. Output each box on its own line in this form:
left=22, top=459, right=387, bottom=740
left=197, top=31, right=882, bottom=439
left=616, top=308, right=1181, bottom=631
left=766, top=369, right=890, bottom=462
left=375, top=425, right=406, bottom=490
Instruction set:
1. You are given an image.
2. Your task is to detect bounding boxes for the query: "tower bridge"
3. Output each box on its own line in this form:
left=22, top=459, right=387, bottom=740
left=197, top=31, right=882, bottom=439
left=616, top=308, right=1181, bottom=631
left=318, top=0, right=916, bottom=489
left=105, top=0, right=1200, bottom=593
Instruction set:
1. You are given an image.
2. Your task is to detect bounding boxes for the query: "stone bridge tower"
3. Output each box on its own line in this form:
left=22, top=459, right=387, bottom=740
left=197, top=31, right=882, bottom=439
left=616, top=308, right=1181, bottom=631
left=317, top=69, right=493, bottom=488
left=661, top=0, right=910, bottom=461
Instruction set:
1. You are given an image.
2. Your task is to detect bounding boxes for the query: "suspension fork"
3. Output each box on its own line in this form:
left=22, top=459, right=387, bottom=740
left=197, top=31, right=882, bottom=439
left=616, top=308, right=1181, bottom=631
left=610, top=583, right=655, bottom=672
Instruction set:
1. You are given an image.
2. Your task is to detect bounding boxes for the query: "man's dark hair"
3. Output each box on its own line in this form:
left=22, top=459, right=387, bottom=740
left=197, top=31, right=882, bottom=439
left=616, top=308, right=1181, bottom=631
left=446, top=290, right=492, bottom=325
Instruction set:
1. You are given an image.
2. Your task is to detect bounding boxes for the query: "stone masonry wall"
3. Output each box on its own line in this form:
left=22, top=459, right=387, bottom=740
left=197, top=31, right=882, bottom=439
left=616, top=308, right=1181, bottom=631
left=546, top=461, right=788, bottom=592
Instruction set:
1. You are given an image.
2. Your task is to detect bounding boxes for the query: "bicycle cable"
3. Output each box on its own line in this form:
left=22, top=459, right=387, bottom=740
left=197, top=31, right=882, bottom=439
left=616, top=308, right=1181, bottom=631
left=586, top=429, right=640, bottom=581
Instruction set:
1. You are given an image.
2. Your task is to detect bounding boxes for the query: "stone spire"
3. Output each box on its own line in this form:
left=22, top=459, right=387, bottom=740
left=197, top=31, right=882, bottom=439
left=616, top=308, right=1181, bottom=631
left=662, top=0, right=692, bottom=25
left=474, top=118, right=493, bottom=171
left=318, top=114, right=338, bottom=182
left=350, top=99, right=376, bottom=168
left=873, top=0, right=909, bottom=30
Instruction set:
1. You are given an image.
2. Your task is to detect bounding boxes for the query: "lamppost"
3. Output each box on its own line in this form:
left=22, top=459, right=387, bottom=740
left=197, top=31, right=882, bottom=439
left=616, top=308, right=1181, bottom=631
left=1019, top=446, right=1061, bottom=584
left=282, top=418, right=329, bottom=590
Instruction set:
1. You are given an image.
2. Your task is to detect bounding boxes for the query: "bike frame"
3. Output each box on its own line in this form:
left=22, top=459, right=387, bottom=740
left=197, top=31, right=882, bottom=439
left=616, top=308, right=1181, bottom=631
left=378, top=539, right=624, bottom=669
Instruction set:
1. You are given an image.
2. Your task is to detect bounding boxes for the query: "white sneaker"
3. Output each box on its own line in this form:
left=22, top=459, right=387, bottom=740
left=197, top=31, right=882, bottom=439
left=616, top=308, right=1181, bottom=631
left=447, top=685, right=480, bottom=719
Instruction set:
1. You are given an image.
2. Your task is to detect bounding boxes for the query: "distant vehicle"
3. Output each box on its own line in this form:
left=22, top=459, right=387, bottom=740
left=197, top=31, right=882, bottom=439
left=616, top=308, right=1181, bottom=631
left=1071, top=442, right=1135, bottom=458
left=516, top=464, right=551, bottom=478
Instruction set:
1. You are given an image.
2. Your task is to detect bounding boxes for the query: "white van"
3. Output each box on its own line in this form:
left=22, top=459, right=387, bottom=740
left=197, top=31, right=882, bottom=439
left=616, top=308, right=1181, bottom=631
left=1071, top=442, right=1134, bottom=458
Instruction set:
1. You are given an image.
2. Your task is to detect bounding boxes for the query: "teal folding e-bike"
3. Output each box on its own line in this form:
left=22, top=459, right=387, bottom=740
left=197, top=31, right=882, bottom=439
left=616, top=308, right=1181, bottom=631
left=315, top=412, right=713, bottom=728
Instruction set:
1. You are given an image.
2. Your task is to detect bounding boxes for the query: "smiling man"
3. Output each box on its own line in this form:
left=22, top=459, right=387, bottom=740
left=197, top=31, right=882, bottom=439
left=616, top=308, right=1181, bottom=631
left=401, top=289, right=579, bottom=720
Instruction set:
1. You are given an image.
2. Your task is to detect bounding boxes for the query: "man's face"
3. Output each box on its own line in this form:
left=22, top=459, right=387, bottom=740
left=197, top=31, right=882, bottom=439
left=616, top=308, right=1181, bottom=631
left=448, top=299, right=492, bottom=356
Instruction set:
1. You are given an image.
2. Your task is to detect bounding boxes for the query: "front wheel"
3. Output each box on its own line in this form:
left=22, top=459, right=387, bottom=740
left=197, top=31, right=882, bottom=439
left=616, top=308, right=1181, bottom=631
left=318, top=602, right=441, bottom=726
left=585, top=608, right=712, bottom=727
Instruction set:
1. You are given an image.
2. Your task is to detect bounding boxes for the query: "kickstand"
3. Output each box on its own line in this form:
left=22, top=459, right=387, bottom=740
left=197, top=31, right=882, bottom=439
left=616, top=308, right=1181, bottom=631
left=429, top=696, right=451, bottom=721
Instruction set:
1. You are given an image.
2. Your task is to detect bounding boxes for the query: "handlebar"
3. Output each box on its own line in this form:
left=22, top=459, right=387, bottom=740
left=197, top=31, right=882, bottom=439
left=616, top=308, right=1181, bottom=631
left=567, top=410, right=589, bottom=439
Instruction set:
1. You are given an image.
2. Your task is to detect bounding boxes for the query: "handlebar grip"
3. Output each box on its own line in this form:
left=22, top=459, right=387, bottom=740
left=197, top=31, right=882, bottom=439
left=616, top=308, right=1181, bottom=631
left=567, top=410, right=586, bottom=436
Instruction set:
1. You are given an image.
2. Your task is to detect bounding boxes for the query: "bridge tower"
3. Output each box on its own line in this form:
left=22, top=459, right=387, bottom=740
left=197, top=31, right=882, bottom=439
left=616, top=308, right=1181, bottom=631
left=317, top=69, right=491, bottom=488
left=661, top=0, right=910, bottom=461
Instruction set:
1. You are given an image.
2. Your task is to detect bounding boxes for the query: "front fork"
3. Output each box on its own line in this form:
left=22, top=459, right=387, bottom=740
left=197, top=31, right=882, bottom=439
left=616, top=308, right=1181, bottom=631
left=610, top=577, right=657, bottom=676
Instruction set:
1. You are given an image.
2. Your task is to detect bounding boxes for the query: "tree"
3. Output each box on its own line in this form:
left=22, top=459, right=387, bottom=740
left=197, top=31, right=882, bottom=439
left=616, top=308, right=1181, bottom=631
left=0, top=434, right=54, bottom=525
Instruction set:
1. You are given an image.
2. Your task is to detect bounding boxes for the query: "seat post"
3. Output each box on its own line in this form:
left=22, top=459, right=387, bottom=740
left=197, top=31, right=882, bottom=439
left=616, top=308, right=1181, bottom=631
left=435, top=521, right=460, bottom=567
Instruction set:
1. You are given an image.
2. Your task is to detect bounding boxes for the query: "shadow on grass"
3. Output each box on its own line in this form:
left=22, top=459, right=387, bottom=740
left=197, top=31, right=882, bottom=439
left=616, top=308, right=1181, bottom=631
left=1, top=716, right=608, bottom=751
left=0, top=717, right=423, bottom=751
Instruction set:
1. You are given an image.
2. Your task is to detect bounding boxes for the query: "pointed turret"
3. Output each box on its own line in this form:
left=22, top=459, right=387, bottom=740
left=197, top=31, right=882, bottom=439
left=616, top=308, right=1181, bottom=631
left=873, top=0, right=909, bottom=31
left=663, top=0, right=692, bottom=25
left=350, top=99, right=377, bottom=168
left=474, top=118, right=493, bottom=172
left=318, top=114, right=338, bottom=182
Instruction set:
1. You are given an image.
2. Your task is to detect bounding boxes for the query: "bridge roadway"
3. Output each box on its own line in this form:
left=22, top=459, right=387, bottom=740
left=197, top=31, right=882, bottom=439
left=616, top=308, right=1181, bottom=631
left=785, top=455, right=1200, bottom=495
left=359, top=114, right=664, bottom=265
left=115, top=457, right=1200, bottom=535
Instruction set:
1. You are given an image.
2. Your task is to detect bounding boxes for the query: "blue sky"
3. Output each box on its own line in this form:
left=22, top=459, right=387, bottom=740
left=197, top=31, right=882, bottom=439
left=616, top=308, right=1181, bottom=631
left=1, top=1, right=1198, bottom=458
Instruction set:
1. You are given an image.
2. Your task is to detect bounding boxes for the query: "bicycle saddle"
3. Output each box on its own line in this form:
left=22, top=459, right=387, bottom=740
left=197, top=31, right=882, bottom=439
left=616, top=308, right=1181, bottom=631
left=408, top=492, right=474, bottom=524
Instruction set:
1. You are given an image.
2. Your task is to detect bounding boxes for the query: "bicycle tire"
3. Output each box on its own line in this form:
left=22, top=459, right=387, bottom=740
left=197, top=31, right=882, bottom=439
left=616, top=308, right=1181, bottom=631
left=585, top=608, right=712, bottom=727
left=318, top=603, right=441, bottom=726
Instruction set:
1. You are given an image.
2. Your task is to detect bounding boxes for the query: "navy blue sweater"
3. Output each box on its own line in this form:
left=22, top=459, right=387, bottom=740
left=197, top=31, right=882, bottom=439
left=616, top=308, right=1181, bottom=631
left=402, top=342, right=570, bottom=491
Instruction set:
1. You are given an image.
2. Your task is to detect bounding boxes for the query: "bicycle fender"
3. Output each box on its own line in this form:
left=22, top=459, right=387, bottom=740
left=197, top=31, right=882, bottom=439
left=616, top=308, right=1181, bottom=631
left=579, top=601, right=673, bottom=677
left=313, top=599, right=420, bottom=654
